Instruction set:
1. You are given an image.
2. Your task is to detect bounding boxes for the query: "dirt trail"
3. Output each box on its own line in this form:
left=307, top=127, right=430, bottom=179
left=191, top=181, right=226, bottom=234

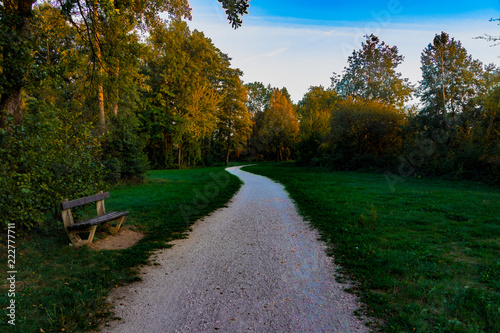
left=102, top=166, right=368, bottom=332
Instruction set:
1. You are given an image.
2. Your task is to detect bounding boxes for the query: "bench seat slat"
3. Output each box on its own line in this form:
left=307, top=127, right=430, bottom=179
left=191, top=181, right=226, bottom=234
left=61, top=192, right=110, bottom=210
left=67, top=211, right=129, bottom=231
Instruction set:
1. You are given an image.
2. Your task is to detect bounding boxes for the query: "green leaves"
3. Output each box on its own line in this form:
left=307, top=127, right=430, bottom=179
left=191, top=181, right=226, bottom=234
left=0, top=109, right=105, bottom=232
left=332, top=34, right=414, bottom=110
left=143, top=20, right=249, bottom=168
left=217, top=0, right=250, bottom=29
left=260, top=89, right=299, bottom=161
left=326, top=98, right=405, bottom=170
left=419, top=31, right=485, bottom=119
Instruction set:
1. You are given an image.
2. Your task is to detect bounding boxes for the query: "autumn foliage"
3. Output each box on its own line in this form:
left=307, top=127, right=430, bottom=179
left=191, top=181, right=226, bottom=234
left=0, top=2, right=252, bottom=231
left=1, top=1, right=500, bottom=234
left=260, top=89, right=299, bottom=161
left=325, top=99, right=405, bottom=170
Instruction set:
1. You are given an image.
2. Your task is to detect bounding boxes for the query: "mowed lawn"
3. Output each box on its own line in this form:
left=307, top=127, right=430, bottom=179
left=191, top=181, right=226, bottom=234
left=244, top=163, right=500, bottom=333
left=0, top=167, right=242, bottom=333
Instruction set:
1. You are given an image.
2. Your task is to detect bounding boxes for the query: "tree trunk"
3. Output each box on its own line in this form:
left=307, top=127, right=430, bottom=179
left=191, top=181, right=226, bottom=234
left=486, top=110, right=497, bottom=139
left=0, top=90, right=23, bottom=125
left=206, top=137, right=212, bottom=166
left=178, top=142, right=182, bottom=168
left=113, top=61, right=120, bottom=116
left=225, top=145, right=230, bottom=166
left=440, top=50, right=447, bottom=127
left=98, top=82, right=105, bottom=128
left=0, top=0, right=36, bottom=126
left=93, top=0, right=105, bottom=131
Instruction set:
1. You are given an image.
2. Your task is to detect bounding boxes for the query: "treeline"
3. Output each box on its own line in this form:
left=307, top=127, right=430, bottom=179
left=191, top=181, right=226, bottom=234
left=239, top=33, right=498, bottom=183
left=1, top=0, right=499, bottom=232
left=0, top=2, right=252, bottom=231
left=287, top=33, right=499, bottom=186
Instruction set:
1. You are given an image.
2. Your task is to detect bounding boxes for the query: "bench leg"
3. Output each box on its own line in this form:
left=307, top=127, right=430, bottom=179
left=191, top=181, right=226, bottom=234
left=108, top=216, right=126, bottom=234
left=67, top=225, right=98, bottom=248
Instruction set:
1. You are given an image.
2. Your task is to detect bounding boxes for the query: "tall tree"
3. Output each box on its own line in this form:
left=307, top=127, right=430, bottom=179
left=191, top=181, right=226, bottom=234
left=58, top=0, right=192, bottom=130
left=332, top=34, right=413, bottom=109
left=0, top=0, right=249, bottom=127
left=216, top=69, right=252, bottom=165
left=244, top=82, right=272, bottom=159
left=0, top=0, right=36, bottom=124
left=297, top=86, right=338, bottom=141
left=327, top=98, right=406, bottom=169
left=296, top=86, right=338, bottom=164
left=418, top=31, right=485, bottom=127
left=144, top=20, right=247, bottom=168
left=260, top=89, right=299, bottom=161
left=28, top=3, right=82, bottom=107
left=245, top=82, right=271, bottom=117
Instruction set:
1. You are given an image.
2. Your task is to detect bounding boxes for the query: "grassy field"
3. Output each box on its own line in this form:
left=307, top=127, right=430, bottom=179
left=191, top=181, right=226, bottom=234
left=244, top=163, right=500, bottom=333
left=0, top=167, right=242, bottom=333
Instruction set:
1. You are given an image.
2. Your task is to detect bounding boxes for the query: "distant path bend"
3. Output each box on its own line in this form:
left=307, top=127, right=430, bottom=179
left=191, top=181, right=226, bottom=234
left=103, top=166, right=368, bottom=332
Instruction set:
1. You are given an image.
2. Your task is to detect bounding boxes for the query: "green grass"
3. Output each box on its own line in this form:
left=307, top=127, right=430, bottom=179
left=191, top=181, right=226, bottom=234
left=0, top=167, right=242, bottom=333
left=243, top=163, right=500, bottom=333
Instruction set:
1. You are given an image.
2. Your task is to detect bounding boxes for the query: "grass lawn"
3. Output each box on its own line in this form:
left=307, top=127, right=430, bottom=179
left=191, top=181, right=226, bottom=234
left=0, top=167, right=242, bottom=333
left=243, top=163, right=500, bottom=333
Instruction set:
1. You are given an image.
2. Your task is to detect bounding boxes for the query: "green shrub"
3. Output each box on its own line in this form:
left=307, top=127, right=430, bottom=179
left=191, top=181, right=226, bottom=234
left=325, top=98, right=405, bottom=170
left=104, top=112, right=149, bottom=181
left=0, top=108, right=105, bottom=232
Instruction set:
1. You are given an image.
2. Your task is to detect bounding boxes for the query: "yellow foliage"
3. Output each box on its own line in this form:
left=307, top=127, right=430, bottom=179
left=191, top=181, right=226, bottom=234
left=261, top=89, right=299, bottom=160
left=328, top=98, right=407, bottom=159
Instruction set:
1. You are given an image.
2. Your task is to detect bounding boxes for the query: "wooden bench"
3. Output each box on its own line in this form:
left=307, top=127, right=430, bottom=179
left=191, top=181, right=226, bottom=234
left=61, top=191, right=129, bottom=248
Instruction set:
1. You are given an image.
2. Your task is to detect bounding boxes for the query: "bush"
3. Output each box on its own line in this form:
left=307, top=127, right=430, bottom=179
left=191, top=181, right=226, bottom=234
left=296, top=135, right=327, bottom=166
left=325, top=98, right=405, bottom=170
left=104, top=112, right=149, bottom=181
left=0, top=108, right=105, bottom=232
left=403, top=114, right=500, bottom=185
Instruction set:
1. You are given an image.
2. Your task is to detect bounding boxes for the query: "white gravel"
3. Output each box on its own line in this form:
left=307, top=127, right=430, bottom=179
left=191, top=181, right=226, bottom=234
left=102, top=166, right=369, bottom=333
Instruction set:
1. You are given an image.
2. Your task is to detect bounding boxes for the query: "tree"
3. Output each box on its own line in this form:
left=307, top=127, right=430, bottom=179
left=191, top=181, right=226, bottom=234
left=0, top=0, right=249, bottom=127
left=296, top=86, right=338, bottom=165
left=143, top=20, right=248, bottom=168
left=0, top=0, right=37, bottom=124
left=332, top=34, right=413, bottom=109
left=145, top=21, right=219, bottom=167
left=28, top=3, right=82, bottom=108
left=56, top=0, right=192, bottom=130
left=297, top=86, right=338, bottom=141
left=483, top=84, right=500, bottom=140
left=326, top=98, right=406, bottom=169
left=418, top=32, right=485, bottom=127
left=216, top=69, right=252, bottom=165
left=245, top=82, right=271, bottom=117
left=260, top=89, right=299, bottom=161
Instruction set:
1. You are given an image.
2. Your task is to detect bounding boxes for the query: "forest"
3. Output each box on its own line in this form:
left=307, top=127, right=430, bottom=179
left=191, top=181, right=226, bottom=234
left=1, top=0, right=499, bottom=232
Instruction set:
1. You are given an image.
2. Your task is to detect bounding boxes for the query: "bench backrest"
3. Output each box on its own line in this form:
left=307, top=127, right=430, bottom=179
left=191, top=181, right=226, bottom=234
left=61, top=192, right=110, bottom=210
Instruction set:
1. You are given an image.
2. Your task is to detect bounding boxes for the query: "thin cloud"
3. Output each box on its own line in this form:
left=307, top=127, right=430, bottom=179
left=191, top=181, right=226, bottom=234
left=265, top=47, right=290, bottom=57
left=186, top=1, right=500, bottom=102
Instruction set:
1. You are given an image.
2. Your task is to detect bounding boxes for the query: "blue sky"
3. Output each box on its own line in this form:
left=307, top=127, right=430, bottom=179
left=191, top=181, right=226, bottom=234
left=249, top=0, right=498, bottom=22
left=184, top=0, right=500, bottom=102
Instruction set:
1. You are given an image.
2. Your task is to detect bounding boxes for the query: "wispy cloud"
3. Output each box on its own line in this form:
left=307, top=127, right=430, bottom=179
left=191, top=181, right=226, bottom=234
left=265, top=47, right=290, bottom=57
left=186, top=0, right=500, bottom=102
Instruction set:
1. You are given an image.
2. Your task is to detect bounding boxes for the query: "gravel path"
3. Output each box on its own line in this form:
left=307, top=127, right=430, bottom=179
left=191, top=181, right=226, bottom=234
left=102, top=166, right=368, bottom=333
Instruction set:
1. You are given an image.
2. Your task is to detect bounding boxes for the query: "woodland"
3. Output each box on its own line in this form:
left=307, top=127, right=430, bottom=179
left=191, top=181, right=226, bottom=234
left=1, top=0, right=499, bottom=232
